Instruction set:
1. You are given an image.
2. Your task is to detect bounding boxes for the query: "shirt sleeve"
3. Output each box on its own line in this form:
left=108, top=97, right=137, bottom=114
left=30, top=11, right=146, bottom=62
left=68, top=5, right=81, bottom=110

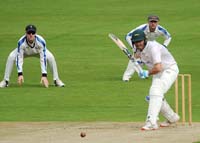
left=163, top=37, right=171, bottom=47
left=125, top=31, right=134, bottom=49
left=35, top=35, right=48, bottom=75
left=16, top=42, right=24, bottom=73
left=158, top=26, right=172, bottom=47
left=39, top=44, right=47, bottom=75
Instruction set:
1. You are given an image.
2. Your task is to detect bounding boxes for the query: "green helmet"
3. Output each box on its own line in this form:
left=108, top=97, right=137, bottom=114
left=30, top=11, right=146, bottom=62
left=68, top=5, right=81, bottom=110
left=131, top=29, right=145, bottom=43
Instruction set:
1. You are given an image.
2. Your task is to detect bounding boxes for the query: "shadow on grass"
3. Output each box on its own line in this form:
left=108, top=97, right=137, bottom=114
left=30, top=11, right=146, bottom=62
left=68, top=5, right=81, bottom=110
left=8, top=83, right=56, bottom=88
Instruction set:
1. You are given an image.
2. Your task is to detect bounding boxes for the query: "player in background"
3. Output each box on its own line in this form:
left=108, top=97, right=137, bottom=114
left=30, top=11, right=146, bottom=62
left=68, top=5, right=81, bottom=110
left=0, top=24, right=65, bottom=88
left=123, top=15, right=171, bottom=81
left=131, top=29, right=179, bottom=130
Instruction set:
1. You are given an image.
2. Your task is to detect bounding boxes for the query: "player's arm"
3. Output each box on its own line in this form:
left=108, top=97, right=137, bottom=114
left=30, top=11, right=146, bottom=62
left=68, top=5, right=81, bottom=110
left=125, top=28, right=142, bottom=49
left=139, top=46, right=162, bottom=78
left=163, top=36, right=171, bottom=47
left=139, top=63, right=162, bottom=78
left=148, top=63, right=162, bottom=75
left=158, top=25, right=171, bottom=47
left=16, top=44, right=25, bottom=85
left=39, top=46, right=47, bottom=76
left=125, top=32, right=134, bottom=49
left=39, top=45, right=49, bottom=88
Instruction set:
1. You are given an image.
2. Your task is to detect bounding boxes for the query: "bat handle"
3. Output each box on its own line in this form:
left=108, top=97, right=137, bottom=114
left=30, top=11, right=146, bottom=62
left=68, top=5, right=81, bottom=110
left=133, top=61, right=143, bottom=74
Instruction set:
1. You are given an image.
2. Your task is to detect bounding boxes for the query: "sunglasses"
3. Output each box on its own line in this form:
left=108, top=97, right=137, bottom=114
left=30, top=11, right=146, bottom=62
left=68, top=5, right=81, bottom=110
left=27, top=31, right=36, bottom=35
left=149, top=21, right=158, bottom=23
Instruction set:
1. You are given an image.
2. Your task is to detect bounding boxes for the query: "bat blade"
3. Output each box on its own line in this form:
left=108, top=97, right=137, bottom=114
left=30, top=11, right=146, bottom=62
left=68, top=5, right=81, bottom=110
left=108, top=33, right=127, bottom=51
left=108, top=33, right=143, bottom=74
left=109, top=33, right=133, bottom=59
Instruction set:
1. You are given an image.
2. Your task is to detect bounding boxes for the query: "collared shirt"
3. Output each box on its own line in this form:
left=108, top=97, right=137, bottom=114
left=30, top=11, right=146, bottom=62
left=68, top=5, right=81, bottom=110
left=16, top=34, right=47, bottom=74
left=140, top=41, right=176, bottom=70
left=125, top=23, right=171, bottom=51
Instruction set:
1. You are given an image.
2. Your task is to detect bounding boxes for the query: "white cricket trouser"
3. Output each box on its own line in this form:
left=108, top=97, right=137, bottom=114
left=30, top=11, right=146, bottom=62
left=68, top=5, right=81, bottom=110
left=123, top=60, right=135, bottom=80
left=2, top=48, right=60, bottom=81
left=122, top=59, right=142, bottom=80
left=147, top=64, right=179, bottom=125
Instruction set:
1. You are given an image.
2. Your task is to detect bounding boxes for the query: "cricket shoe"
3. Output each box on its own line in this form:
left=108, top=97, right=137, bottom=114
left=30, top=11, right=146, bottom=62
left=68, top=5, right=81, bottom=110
left=54, top=79, right=65, bottom=87
left=160, top=113, right=180, bottom=127
left=122, top=77, right=130, bottom=82
left=141, top=121, right=158, bottom=131
left=145, top=95, right=150, bottom=102
left=0, top=80, right=9, bottom=88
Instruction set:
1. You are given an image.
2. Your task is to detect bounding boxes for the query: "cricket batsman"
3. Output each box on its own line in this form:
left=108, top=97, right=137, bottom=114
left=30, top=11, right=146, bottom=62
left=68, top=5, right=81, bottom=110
left=131, top=29, right=179, bottom=130
left=123, top=15, right=171, bottom=81
left=0, top=24, right=65, bottom=88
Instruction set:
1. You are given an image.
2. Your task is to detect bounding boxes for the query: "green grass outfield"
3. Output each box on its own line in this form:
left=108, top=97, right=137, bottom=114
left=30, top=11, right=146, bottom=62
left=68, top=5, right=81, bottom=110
left=0, top=0, right=199, bottom=122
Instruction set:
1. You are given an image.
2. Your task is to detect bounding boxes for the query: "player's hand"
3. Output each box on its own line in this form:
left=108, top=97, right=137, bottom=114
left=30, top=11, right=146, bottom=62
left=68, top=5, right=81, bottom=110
left=18, top=75, right=24, bottom=86
left=40, top=77, right=49, bottom=88
left=139, top=70, right=149, bottom=79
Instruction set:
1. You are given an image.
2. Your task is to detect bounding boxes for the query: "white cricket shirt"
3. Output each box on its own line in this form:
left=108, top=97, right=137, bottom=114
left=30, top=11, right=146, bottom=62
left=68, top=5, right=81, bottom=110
left=140, top=41, right=176, bottom=70
left=16, top=34, right=47, bottom=74
left=126, top=23, right=171, bottom=51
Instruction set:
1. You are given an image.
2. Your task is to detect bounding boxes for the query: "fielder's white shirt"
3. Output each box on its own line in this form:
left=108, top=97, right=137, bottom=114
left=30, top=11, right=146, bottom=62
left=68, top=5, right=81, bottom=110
left=140, top=41, right=176, bottom=70
left=125, top=23, right=171, bottom=51
left=16, top=34, right=47, bottom=74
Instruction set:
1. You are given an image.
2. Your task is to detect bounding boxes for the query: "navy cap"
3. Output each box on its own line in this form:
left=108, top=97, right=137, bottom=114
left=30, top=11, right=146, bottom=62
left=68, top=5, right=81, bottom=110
left=25, top=24, right=37, bottom=33
left=148, top=15, right=159, bottom=22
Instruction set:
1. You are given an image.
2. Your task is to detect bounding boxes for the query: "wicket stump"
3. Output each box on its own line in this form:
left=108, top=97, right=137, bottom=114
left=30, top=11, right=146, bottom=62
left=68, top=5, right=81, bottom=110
left=175, top=74, right=192, bottom=125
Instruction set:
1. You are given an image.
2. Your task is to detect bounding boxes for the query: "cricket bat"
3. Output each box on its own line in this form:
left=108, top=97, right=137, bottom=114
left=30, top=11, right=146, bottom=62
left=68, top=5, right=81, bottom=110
left=108, top=33, right=143, bottom=74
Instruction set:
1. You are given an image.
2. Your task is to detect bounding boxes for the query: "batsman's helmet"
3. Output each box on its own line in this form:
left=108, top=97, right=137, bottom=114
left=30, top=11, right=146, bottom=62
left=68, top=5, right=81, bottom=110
left=131, top=29, right=146, bottom=43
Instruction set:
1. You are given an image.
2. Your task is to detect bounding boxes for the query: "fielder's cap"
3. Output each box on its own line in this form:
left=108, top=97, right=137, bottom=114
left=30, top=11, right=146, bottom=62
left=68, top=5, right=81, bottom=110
left=25, top=24, right=37, bottom=33
left=131, top=29, right=146, bottom=43
left=148, top=15, right=159, bottom=22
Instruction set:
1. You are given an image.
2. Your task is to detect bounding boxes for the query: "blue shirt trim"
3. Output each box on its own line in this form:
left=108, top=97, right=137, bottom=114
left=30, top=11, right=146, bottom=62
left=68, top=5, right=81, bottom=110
left=17, top=36, right=26, bottom=71
left=158, top=26, right=170, bottom=36
left=140, top=25, right=147, bottom=31
left=43, top=48, right=47, bottom=68
left=36, top=36, right=46, bottom=48
left=36, top=36, right=47, bottom=70
left=17, top=36, right=26, bottom=52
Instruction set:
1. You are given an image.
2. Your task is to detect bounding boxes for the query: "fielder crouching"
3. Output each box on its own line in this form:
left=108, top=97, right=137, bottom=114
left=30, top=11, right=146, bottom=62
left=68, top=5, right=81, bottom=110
left=131, top=29, right=179, bottom=130
left=0, top=24, right=65, bottom=88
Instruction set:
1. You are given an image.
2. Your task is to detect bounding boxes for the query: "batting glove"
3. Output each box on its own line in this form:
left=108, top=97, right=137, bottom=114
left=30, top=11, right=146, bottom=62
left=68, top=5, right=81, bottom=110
left=139, top=70, right=149, bottom=79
